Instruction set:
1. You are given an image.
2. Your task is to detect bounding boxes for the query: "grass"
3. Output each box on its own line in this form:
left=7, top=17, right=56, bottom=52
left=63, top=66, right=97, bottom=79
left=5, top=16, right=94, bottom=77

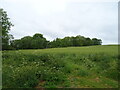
left=2, top=45, right=119, bottom=88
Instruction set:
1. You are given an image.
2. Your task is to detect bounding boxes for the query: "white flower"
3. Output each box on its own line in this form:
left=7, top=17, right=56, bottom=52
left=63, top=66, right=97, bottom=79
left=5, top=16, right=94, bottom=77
left=53, top=67, right=56, bottom=68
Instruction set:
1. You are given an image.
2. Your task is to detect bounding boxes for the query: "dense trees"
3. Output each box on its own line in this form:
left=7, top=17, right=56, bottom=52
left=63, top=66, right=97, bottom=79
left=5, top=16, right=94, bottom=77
left=48, top=35, right=102, bottom=48
left=92, top=38, right=102, bottom=45
left=10, top=33, right=102, bottom=50
left=11, top=33, right=48, bottom=49
left=0, top=8, right=14, bottom=50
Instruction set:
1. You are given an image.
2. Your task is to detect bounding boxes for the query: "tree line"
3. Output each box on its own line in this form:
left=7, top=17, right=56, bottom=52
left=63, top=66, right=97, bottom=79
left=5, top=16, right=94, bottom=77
left=10, top=33, right=102, bottom=50
left=0, top=8, right=102, bottom=50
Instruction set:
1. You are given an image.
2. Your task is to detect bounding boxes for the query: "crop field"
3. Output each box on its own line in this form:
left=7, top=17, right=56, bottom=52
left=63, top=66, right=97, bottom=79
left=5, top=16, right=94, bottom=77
left=2, top=45, right=119, bottom=88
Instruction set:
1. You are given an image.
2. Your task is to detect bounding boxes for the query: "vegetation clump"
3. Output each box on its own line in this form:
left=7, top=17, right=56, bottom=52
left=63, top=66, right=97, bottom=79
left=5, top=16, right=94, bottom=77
left=2, top=45, right=119, bottom=88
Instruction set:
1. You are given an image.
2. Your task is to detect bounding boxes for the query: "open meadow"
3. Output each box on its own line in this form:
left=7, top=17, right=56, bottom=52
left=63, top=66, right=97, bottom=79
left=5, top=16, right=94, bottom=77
left=2, top=45, right=119, bottom=88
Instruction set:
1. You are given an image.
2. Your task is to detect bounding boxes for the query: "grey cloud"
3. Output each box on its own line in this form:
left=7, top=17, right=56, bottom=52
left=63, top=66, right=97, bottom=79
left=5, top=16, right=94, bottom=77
left=1, top=1, right=118, bottom=45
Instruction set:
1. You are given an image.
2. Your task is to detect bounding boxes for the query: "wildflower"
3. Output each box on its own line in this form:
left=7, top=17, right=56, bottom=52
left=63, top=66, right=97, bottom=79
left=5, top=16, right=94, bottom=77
left=53, top=67, right=56, bottom=68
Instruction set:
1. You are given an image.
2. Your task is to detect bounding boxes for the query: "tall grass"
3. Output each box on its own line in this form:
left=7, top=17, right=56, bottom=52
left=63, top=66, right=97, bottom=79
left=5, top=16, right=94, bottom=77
left=2, top=45, right=119, bottom=88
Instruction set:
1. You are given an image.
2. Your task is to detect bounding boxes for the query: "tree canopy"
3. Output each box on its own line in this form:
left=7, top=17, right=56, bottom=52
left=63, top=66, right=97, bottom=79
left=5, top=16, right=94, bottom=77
left=11, top=33, right=102, bottom=50
left=11, top=34, right=48, bottom=49
left=0, top=8, right=14, bottom=50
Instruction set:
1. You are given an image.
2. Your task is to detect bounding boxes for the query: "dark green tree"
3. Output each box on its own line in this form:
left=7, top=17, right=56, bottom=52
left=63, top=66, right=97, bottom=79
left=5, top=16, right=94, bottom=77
left=62, top=37, right=72, bottom=47
left=92, top=38, right=102, bottom=45
left=11, top=33, right=48, bottom=49
left=85, top=37, right=92, bottom=46
left=20, top=36, right=32, bottom=49
left=0, top=8, right=14, bottom=50
left=33, top=33, right=43, bottom=39
left=11, top=33, right=102, bottom=49
left=10, top=39, right=21, bottom=49
left=32, top=33, right=47, bottom=49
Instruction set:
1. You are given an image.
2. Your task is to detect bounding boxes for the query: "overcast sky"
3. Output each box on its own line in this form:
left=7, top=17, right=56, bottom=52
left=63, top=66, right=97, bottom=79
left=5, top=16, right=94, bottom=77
left=0, top=0, right=118, bottom=45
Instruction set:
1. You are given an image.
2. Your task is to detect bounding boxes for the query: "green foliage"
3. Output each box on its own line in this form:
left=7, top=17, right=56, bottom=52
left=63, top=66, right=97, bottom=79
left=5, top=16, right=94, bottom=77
left=33, top=33, right=43, bottom=39
left=48, top=35, right=102, bottom=48
left=77, top=69, right=89, bottom=77
left=92, top=38, right=102, bottom=45
left=11, top=33, right=47, bottom=49
left=0, top=8, right=14, bottom=50
left=2, top=45, right=118, bottom=88
left=10, top=33, right=102, bottom=50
